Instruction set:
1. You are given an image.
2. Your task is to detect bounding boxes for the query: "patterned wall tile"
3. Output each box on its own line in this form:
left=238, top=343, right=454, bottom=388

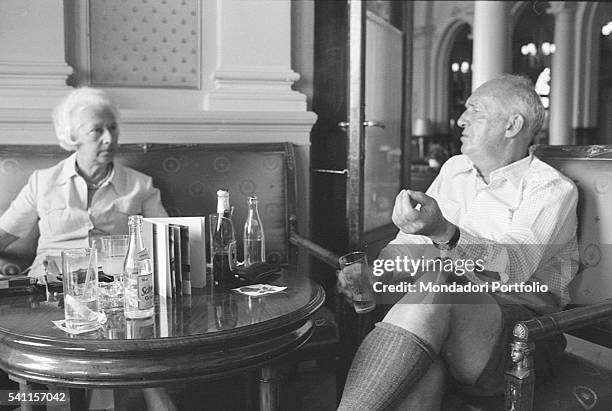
left=89, top=0, right=200, bottom=88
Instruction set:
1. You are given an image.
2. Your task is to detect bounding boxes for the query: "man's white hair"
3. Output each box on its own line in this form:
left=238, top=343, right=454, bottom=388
left=485, top=74, right=545, bottom=140
left=52, top=87, right=119, bottom=151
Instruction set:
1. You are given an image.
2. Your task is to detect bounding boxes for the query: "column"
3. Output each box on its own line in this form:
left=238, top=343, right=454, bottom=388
left=202, top=0, right=306, bottom=111
left=0, top=0, right=72, bottom=109
left=472, top=1, right=509, bottom=90
left=548, top=2, right=576, bottom=145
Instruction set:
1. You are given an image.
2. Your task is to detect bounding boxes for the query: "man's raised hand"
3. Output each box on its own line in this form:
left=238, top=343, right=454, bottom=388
left=391, top=190, right=455, bottom=243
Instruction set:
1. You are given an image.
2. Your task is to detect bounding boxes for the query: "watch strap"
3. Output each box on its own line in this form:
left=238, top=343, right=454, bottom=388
left=433, top=226, right=460, bottom=251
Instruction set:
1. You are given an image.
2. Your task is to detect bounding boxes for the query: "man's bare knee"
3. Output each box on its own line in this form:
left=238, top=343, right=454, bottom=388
left=383, top=301, right=452, bottom=353
left=442, top=300, right=502, bottom=384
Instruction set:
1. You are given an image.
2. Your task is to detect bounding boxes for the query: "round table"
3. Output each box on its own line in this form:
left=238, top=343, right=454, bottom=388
left=0, top=271, right=325, bottom=410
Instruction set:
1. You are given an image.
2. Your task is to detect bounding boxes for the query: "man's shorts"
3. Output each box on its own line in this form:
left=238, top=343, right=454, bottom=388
left=453, top=293, right=567, bottom=396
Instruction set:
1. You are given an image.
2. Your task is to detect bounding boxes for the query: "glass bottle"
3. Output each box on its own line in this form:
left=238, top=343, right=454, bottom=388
left=126, top=317, right=156, bottom=339
left=123, top=215, right=155, bottom=319
left=210, top=189, right=237, bottom=286
left=243, top=195, right=265, bottom=267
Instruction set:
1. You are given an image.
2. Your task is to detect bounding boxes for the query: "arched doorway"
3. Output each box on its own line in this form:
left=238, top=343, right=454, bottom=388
left=512, top=2, right=554, bottom=83
left=511, top=1, right=554, bottom=145
left=411, top=20, right=471, bottom=193
left=572, top=2, right=612, bottom=144
left=447, top=23, right=472, bottom=154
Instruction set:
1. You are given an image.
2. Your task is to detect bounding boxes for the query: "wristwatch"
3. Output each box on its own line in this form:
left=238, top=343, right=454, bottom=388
left=433, top=225, right=460, bottom=251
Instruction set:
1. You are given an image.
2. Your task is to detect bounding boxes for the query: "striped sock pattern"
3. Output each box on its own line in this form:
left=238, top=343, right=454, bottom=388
left=338, top=322, right=436, bottom=411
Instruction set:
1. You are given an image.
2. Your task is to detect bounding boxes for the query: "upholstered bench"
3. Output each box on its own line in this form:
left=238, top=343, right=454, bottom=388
left=0, top=143, right=297, bottom=271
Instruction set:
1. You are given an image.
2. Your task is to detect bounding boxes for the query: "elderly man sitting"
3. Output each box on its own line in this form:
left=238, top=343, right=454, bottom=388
left=338, top=74, right=578, bottom=410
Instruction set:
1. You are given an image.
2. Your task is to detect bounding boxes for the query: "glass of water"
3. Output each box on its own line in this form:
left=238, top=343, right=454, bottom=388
left=97, top=235, right=129, bottom=313
left=338, top=251, right=376, bottom=314
left=62, top=248, right=100, bottom=331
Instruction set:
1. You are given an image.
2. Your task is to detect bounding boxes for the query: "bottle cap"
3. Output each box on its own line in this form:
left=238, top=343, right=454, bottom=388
left=217, top=190, right=230, bottom=214
left=128, top=215, right=144, bottom=225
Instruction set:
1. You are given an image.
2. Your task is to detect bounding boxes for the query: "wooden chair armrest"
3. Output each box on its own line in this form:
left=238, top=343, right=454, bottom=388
left=288, top=214, right=340, bottom=269
left=288, top=231, right=340, bottom=269
left=512, top=298, right=612, bottom=341
left=504, top=300, right=612, bottom=411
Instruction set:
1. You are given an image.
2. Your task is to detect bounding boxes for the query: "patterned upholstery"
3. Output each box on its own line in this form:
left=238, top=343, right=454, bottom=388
left=0, top=143, right=295, bottom=275
left=534, top=146, right=612, bottom=305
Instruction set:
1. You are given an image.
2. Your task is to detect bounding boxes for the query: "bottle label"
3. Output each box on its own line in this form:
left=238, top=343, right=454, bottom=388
left=136, top=249, right=151, bottom=262
left=137, top=273, right=154, bottom=310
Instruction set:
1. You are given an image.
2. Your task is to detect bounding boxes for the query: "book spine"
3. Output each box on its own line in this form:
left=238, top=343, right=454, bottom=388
left=0, top=285, right=36, bottom=297
left=0, top=277, right=37, bottom=289
left=171, top=225, right=183, bottom=297
left=180, top=226, right=191, bottom=295
left=168, top=226, right=176, bottom=296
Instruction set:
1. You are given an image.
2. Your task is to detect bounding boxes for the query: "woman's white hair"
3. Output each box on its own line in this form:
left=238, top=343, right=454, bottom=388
left=52, top=87, right=119, bottom=151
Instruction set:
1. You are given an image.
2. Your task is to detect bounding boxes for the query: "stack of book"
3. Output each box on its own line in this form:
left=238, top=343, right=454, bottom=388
left=142, top=217, right=207, bottom=298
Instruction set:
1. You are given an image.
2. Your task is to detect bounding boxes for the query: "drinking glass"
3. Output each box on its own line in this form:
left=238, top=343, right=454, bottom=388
left=62, top=248, right=100, bottom=331
left=97, top=235, right=128, bottom=312
left=338, top=251, right=376, bottom=314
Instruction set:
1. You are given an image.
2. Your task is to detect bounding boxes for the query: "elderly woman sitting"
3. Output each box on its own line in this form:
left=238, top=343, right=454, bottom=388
left=0, top=87, right=174, bottom=410
left=0, top=87, right=167, bottom=278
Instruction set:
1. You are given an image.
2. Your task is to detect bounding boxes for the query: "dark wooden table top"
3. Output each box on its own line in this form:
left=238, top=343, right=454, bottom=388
left=0, top=270, right=325, bottom=388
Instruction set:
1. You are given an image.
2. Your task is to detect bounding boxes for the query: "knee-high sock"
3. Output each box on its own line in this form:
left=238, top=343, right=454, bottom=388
left=338, top=322, right=436, bottom=411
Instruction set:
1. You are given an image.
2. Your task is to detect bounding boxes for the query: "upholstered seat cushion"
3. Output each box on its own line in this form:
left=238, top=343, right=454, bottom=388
left=442, top=352, right=612, bottom=411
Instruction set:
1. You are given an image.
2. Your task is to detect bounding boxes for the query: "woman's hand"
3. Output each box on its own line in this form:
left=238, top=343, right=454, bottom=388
left=0, top=227, right=18, bottom=253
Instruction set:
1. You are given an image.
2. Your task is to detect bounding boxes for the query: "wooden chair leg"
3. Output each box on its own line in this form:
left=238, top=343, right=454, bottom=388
left=8, top=377, right=47, bottom=411
left=17, top=381, right=36, bottom=411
